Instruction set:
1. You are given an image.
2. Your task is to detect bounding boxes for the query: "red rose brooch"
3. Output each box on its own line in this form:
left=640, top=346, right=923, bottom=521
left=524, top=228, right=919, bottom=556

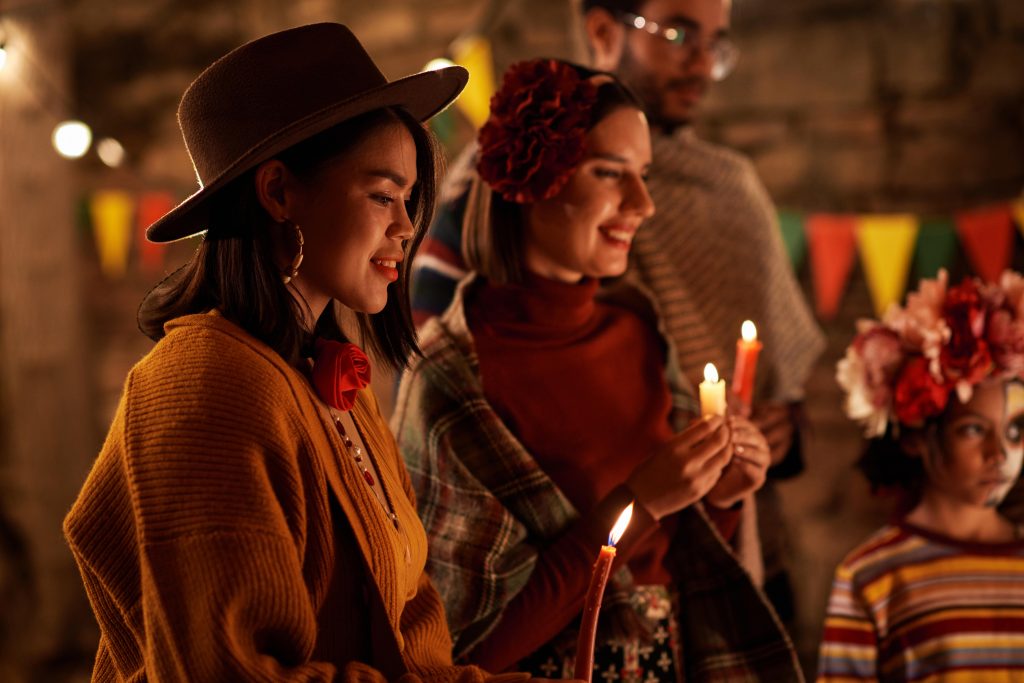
left=477, top=59, right=598, bottom=204
left=312, top=339, right=371, bottom=412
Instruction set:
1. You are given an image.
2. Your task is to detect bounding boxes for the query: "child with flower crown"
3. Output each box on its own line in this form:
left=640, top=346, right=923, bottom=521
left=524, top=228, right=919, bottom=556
left=818, top=269, right=1024, bottom=682
left=393, top=58, right=801, bottom=683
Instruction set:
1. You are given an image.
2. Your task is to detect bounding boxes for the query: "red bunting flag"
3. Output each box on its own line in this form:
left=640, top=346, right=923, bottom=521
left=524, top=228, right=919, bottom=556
left=954, top=204, right=1014, bottom=283
left=136, top=192, right=175, bottom=274
left=806, top=214, right=858, bottom=320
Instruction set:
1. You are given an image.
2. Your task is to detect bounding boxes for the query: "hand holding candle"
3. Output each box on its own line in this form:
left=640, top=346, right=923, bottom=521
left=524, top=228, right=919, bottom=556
left=699, top=363, right=727, bottom=417
left=574, top=503, right=633, bottom=683
left=731, top=320, right=762, bottom=408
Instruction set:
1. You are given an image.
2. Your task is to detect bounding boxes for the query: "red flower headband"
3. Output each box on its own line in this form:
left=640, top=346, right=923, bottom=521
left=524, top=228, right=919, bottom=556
left=838, top=269, right=1024, bottom=437
left=477, top=59, right=599, bottom=204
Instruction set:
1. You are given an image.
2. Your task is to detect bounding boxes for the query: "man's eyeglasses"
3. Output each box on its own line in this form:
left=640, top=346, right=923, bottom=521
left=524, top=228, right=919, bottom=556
left=617, top=12, right=739, bottom=81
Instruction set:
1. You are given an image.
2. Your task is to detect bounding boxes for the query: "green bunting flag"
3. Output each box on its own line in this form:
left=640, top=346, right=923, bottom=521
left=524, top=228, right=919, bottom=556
left=777, top=211, right=807, bottom=270
left=913, top=218, right=958, bottom=279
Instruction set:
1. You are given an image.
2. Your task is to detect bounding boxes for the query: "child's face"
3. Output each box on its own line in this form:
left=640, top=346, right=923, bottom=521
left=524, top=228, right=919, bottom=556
left=926, top=379, right=1024, bottom=507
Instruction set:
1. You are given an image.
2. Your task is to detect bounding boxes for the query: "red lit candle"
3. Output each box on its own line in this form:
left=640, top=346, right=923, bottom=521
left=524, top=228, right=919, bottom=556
left=731, top=320, right=762, bottom=408
left=574, top=503, right=634, bottom=682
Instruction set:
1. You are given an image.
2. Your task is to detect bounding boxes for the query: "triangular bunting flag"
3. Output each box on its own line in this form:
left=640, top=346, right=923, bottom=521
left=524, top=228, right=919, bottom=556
left=954, top=204, right=1013, bottom=283
left=913, top=218, right=958, bottom=279
left=89, top=190, right=134, bottom=279
left=856, top=214, right=919, bottom=317
left=777, top=211, right=807, bottom=271
left=429, top=105, right=458, bottom=149
left=451, top=35, right=496, bottom=129
left=136, top=191, right=175, bottom=274
left=1012, top=199, right=1024, bottom=238
left=806, top=214, right=858, bottom=319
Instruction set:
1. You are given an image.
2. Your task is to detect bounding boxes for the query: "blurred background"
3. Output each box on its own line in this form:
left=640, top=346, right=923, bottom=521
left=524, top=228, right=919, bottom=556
left=0, top=0, right=1022, bottom=680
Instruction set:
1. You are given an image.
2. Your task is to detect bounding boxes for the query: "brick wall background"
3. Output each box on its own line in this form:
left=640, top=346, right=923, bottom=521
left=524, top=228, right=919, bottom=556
left=0, top=0, right=1021, bottom=679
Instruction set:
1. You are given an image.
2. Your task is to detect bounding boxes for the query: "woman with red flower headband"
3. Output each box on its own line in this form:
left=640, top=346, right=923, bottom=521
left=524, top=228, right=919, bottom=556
left=392, top=59, right=801, bottom=682
left=819, top=269, right=1024, bottom=681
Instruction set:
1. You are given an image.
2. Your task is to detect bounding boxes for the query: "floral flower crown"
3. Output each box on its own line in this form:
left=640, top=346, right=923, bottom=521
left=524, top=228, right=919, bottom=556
left=838, top=269, right=1024, bottom=437
left=476, top=59, right=600, bottom=204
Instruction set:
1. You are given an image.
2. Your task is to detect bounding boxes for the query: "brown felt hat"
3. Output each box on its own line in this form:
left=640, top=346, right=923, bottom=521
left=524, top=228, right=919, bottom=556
left=146, top=23, right=468, bottom=243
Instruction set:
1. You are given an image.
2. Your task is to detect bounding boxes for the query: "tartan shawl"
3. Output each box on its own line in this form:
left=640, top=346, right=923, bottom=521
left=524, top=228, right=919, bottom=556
left=391, top=276, right=804, bottom=682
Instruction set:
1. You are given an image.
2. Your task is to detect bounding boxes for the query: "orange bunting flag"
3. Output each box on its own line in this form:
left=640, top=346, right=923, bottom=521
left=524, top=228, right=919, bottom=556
left=90, top=190, right=134, bottom=279
left=136, top=192, right=175, bottom=274
left=954, top=204, right=1014, bottom=283
left=807, top=214, right=858, bottom=320
left=856, top=214, right=919, bottom=317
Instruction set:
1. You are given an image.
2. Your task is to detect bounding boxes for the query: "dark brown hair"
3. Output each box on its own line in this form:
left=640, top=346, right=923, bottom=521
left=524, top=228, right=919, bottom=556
left=581, top=0, right=643, bottom=15
left=463, top=63, right=643, bottom=285
left=138, top=106, right=440, bottom=369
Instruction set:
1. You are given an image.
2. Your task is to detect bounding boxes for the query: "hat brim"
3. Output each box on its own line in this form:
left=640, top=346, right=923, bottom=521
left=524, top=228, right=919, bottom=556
left=147, top=65, right=469, bottom=243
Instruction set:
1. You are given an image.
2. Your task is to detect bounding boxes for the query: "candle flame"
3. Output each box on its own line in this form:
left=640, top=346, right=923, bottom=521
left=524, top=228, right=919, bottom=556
left=741, top=320, right=757, bottom=342
left=703, top=362, right=719, bottom=384
left=608, top=503, right=634, bottom=546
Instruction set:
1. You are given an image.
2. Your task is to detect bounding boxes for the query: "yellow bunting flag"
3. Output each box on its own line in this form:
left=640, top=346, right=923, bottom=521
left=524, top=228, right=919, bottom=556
left=856, top=214, right=920, bottom=317
left=89, top=190, right=134, bottom=279
left=1012, top=199, right=1024, bottom=238
left=451, top=35, right=496, bottom=129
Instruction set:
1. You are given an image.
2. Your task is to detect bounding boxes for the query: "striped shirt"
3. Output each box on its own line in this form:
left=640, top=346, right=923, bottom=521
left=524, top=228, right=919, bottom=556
left=817, top=521, right=1024, bottom=682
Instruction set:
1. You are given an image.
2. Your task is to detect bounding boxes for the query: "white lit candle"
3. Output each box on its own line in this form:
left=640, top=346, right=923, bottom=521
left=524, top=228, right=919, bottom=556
left=700, top=362, right=727, bottom=417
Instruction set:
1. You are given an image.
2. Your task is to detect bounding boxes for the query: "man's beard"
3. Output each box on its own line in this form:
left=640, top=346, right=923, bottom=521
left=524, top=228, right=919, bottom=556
left=616, top=46, right=701, bottom=132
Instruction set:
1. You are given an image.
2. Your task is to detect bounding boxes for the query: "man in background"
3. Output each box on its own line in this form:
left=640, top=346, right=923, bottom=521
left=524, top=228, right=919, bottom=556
left=410, top=0, right=825, bottom=627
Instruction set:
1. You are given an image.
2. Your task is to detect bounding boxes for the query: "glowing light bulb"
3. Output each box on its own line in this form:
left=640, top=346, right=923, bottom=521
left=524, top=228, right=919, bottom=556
left=97, top=137, right=125, bottom=167
left=424, top=58, right=456, bottom=72
left=52, top=120, right=92, bottom=159
left=741, top=320, right=757, bottom=343
left=0, top=44, right=8, bottom=73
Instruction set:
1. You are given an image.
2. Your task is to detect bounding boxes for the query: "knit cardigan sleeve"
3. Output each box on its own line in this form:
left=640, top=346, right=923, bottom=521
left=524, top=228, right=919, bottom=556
left=355, top=388, right=499, bottom=683
left=111, top=333, right=338, bottom=682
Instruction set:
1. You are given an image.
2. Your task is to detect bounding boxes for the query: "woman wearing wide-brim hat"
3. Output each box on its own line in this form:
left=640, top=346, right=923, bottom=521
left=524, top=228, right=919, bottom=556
left=62, top=23, right=526, bottom=682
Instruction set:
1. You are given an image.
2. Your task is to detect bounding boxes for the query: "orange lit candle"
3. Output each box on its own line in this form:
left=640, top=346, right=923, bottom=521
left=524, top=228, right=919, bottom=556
left=731, top=320, right=763, bottom=407
left=699, top=363, right=727, bottom=417
left=574, top=503, right=634, bottom=682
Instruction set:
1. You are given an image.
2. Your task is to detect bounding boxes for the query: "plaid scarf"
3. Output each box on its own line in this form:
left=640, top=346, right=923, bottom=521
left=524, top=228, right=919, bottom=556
left=392, top=277, right=803, bottom=681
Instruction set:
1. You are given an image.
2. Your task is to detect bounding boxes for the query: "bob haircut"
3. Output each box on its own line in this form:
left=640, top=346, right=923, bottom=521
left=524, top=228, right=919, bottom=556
left=461, top=65, right=643, bottom=286
left=138, top=106, right=441, bottom=369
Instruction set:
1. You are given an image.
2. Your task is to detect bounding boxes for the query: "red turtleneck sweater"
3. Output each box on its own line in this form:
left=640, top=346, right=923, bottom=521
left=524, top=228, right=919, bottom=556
left=463, top=272, right=738, bottom=671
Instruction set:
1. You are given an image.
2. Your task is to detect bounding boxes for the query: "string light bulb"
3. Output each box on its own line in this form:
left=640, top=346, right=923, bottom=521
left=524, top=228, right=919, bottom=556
left=96, top=137, right=125, bottom=167
left=424, top=57, right=456, bottom=72
left=0, top=23, right=7, bottom=73
left=52, top=120, right=93, bottom=159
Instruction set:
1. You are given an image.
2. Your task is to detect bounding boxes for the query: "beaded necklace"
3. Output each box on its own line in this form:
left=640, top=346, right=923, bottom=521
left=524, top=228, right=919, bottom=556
left=329, top=408, right=400, bottom=532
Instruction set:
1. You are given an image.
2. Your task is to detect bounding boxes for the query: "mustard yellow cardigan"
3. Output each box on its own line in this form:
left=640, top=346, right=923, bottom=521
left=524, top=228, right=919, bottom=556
left=65, top=313, right=515, bottom=682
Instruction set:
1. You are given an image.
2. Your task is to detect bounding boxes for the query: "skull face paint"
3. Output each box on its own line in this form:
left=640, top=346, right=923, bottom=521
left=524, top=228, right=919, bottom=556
left=926, top=380, right=1024, bottom=509
left=989, top=381, right=1024, bottom=506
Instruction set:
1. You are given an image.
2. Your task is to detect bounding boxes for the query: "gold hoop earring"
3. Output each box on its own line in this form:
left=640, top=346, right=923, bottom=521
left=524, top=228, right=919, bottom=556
left=282, top=222, right=304, bottom=284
